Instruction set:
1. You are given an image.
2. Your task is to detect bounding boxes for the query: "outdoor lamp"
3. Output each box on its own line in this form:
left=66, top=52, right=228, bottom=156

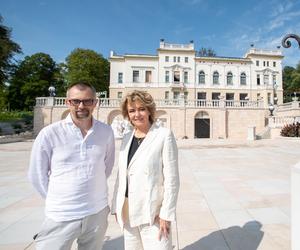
left=268, top=103, right=275, bottom=116
left=48, top=86, right=56, bottom=97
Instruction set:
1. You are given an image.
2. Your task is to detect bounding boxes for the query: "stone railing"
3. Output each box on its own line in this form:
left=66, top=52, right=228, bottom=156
left=277, top=101, right=300, bottom=111
left=268, top=116, right=300, bottom=128
left=36, top=97, right=264, bottom=109
left=160, top=42, right=194, bottom=50
left=247, top=48, right=282, bottom=56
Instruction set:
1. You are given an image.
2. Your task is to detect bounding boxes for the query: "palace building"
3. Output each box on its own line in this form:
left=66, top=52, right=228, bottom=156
left=109, top=39, right=283, bottom=106
left=34, top=40, right=299, bottom=140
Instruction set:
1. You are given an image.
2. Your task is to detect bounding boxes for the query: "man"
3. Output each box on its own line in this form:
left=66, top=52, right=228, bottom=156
left=28, top=82, right=115, bottom=250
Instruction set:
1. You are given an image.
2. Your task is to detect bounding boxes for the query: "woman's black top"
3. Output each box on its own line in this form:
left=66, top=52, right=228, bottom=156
left=125, top=135, right=145, bottom=197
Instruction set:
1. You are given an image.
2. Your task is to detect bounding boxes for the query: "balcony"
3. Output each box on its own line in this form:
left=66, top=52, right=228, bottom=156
left=159, top=41, right=194, bottom=51
left=170, top=82, right=186, bottom=90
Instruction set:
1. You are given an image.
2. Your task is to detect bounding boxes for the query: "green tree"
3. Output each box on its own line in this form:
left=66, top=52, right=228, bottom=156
left=291, top=63, right=300, bottom=91
left=0, top=15, right=22, bottom=86
left=65, top=48, right=110, bottom=92
left=54, top=62, right=68, bottom=96
left=7, top=53, right=61, bottom=110
left=282, top=65, right=300, bottom=102
left=198, top=47, right=216, bottom=57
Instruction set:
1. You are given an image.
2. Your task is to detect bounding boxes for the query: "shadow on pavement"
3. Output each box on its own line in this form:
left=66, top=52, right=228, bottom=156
left=182, top=221, right=264, bottom=250
left=103, top=236, right=124, bottom=250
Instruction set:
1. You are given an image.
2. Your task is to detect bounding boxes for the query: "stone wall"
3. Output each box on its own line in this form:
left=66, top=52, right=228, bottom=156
left=34, top=104, right=268, bottom=140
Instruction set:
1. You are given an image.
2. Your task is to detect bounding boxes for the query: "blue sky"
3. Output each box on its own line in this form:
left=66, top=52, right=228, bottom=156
left=1, top=0, right=300, bottom=67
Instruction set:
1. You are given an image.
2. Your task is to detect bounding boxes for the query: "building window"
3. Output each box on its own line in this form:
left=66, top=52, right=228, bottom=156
left=165, top=71, right=170, bottom=83
left=272, top=75, right=276, bottom=85
left=273, top=61, right=276, bottom=67
left=267, top=93, right=271, bottom=104
left=145, top=71, right=152, bottom=83
left=263, top=61, right=266, bottom=67
left=118, top=72, right=123, bottom=83
left=177, top=56, right=180, bottom=62
left=184, top=92, right=188, bottom=100
left=165, top=56, right=169, bottom=62
left=197, top=92, right=206, bottom=100
left=173, top=91, right=180, bottom=99
left=263, top=74, right=269, bottom=85
left=198, top=71, right=205, bottom=84
left=173, top=56, right=176, bottom=62
left=117, top=92, right=122, bottom=99
left=267, top=61, right=269, bottom=67
left=240, top=72, right=246, bottom=85
left=213, top=71, right=219, bottom=84
left=227, top=72, right=233, bottom=85
left=174, top=71, right=180, bottom=83
left=212, top=92, right=220, bottom=100
left=133, top=70, right=139, bottom=83
left=256, top=60, right=259, bottom=66
left=185, top=57, right=188, bottom=63
left=257, top=74, right=260, bottom=85
left=165, top=91, right=169, bottom=99
left=239, top=93, right=248, bottom=100
left=184, top=71, right=188, bottom=83
left=257, top=93, right=261, bottom=101
left=226, top=93, right=234, bottom=100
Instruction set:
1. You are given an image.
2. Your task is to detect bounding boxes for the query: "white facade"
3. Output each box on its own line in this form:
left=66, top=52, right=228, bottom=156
left=109, top=40, right=283, bottom=105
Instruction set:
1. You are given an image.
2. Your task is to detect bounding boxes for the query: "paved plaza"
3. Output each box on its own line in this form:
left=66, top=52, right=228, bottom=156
left=0, top=138, right=299, bottom=250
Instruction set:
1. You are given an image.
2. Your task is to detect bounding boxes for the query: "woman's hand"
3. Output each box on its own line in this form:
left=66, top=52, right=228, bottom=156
left=156, top=216, right=171, bottom=241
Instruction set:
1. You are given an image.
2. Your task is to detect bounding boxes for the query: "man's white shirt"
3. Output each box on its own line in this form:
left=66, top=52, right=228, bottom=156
left=28, top=114, right=115, bottom=222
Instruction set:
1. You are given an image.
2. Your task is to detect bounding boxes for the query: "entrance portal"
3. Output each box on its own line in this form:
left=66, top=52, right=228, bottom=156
left=194, top=111, right=210, bottom=138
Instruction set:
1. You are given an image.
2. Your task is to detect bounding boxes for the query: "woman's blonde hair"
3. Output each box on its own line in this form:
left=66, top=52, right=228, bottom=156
left=121, top=90, right=156, bottom=124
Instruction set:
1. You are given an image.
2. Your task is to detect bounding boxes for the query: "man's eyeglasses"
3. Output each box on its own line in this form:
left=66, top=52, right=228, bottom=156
left=68, top=99, right=96, bottom=106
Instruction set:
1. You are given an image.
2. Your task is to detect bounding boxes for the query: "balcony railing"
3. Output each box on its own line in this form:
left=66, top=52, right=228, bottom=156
left=36, top=97, right=264, bottom=109
left=269, top=116, right=300, bottom=128
left=277, top=101, right=300, bottom=111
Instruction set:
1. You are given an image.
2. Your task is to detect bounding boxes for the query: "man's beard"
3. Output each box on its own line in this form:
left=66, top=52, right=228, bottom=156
left=75, top=109, right=90, bottom=119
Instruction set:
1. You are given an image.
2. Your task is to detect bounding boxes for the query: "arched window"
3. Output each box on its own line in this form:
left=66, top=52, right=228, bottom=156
left=227, top=72, right=233, bottom=85
left=213, top=71, right=219, bottom=85
left=198, top=71, right=205, bottom=84
left=240, top=72, right=246, bottom=85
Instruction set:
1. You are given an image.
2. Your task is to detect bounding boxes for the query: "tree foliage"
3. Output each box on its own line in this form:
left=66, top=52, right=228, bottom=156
left=7, top=53, right=62, bottom=110
left=283, top=64, right=300, bottom=102
left=198, top=47, right=216, bottom=57
left=0, top=16, right=22, bottom=86
left=65, top=48, right=109, bottom=92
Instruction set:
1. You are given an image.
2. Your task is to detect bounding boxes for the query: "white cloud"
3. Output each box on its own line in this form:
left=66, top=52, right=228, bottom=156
left=268, top=10, right=300, bottom=31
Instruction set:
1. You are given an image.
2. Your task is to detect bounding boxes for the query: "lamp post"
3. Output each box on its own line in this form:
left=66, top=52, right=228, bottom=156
left=268, top=103, right=275, bottom=116
left=273, top=81, right=278, bottom=105
left=48, top=86, right=56, bottom=97
left=282, top=34, right=300, bottom=49
left=98, top=91, right=107, bottom=98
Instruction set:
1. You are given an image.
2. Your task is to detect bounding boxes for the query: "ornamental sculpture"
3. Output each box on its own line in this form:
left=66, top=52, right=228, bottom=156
left=282, top=34, right=300, bottom=49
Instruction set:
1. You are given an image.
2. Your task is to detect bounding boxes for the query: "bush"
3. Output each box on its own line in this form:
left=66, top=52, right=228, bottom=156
left=280, top=122, right=300, bottom=137
left=12, top=123, right=22, bottom=129
left=0, top=111, right=33, bottom=122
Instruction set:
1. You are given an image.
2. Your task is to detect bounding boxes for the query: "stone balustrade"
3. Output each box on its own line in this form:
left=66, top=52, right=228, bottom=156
left=268, top=116, right=300, bottom=128
left=35, top=97, right=264, bottom=109
left=277, top=101, right=300, bottom=111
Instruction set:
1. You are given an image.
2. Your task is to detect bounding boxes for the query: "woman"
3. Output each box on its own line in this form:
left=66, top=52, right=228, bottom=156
left=111, top=90, right=180, bottom=250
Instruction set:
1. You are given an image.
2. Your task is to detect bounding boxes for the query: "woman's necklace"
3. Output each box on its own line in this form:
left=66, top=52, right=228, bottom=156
left=136, top=136, right=145, bottom=146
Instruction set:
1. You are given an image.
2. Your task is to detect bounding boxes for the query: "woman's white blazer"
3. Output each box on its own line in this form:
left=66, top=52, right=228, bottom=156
left=111, top=124, right=180, bottom=228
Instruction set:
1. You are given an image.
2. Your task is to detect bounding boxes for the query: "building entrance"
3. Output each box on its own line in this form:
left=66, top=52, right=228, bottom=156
left=194, top=111, right=210, bottom=138
left=195, top=118, right=210, bottom=138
